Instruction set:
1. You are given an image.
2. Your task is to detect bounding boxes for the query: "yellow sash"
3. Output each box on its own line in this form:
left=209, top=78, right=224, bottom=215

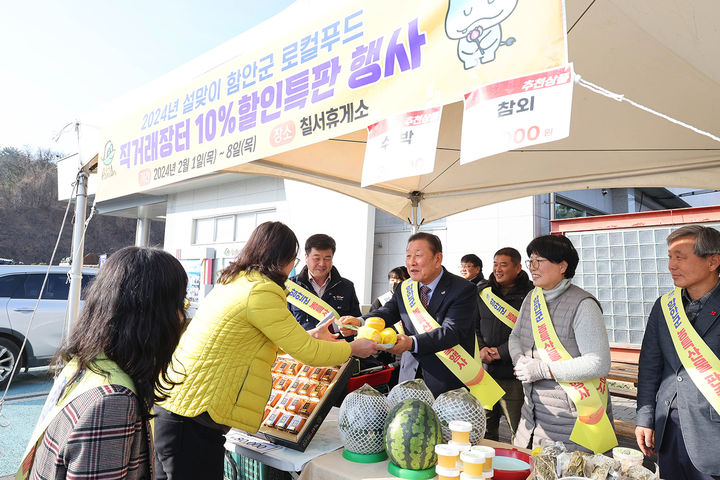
left=661, top=287, right=720, bottom=415
left=400, top=279, right=505, bottom=409
left=285, top=280, right=340, bottom=322
left=530, top=288, right=617, bottom=454
left=479, top=287, right=519, bottom=329
left=17, top=356, right=136, bottom=480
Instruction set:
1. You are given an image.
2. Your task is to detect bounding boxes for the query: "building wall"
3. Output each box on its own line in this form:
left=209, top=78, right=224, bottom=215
left=164, top=176, right=375, bottom=304
left=370, top=196, right=537, bottom=303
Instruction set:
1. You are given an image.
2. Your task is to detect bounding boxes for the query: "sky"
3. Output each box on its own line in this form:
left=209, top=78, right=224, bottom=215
left=0, top=0, right=294, bottom=155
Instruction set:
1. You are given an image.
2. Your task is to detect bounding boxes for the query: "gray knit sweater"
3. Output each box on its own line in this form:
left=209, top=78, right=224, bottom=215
left=508, top=279, right=611, bottom=382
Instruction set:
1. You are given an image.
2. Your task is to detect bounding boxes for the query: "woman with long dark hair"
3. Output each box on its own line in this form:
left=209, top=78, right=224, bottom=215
left=154, top=222, right=379, bottom=480
left=21, top=247, right=188, bottom=480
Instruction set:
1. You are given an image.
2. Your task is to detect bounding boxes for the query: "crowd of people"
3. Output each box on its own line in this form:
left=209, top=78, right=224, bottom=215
left=20, top=222, right=720, bottom=479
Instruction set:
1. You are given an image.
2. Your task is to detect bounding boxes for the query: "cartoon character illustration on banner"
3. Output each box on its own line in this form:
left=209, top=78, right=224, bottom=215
left=444, top=0, right=518, bottom=69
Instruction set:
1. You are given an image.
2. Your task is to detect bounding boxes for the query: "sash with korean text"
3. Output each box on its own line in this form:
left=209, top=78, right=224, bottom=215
left=530, top=287, right=617, bottom=454
left=400, top=279, right=504, bottom=409
left=661, top=287, right=720, bottom=415
left=17, top=356, right=136, bottom=480
left=480, top=287, right=519, bottom=329
left=285, top=280, right=340, bottom=323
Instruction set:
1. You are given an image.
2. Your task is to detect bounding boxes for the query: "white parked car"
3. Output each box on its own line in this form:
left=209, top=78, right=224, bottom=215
left=0, top=265, right=97, bottom=387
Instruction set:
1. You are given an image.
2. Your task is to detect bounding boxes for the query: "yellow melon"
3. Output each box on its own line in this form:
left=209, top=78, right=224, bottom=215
left=357, top=326, right=382, bottom=343
left=365, top=317, right=385, bottom=331
left=379, top=328, right=397, bottom=345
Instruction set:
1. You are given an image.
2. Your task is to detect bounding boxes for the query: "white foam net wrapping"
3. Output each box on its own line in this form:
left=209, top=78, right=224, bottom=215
left=386, top=379, right=435, bottom=409
left=432, top=388, right=487, bottom=444
left=338, top=384, right=389, bottom=454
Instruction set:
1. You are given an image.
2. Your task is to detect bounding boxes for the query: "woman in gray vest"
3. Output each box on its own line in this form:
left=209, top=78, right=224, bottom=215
left=508, top=235, right=613, bottom=452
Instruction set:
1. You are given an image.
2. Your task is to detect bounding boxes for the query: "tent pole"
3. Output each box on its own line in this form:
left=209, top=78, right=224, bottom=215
left=66, top=167, right=88, bottom=338
left=135, top=205, right=151, bottom=246
left=410, top=192, right=421, bottom=234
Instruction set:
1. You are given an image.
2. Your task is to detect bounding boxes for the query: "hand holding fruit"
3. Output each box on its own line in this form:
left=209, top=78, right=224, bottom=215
left=386, top=334, right=413, bottom=355
left=350, top=338, right=382, bottom=358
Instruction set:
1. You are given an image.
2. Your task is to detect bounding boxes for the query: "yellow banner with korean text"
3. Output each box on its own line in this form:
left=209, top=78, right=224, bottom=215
left=96, top=0, right=566, bottom=201
left=479, top=286, right=519, bottom=329
left=661, top=288, right=720, bottom=415
left=400, top=279, right=505, bottom=409
left=530, top=288, right=617, bottom=454
left=285, top=280, right=340, bottom=322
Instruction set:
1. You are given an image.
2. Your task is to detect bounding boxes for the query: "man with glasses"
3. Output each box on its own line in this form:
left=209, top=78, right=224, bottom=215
left=288, top=233, right=361, bottom=331
left=460, top=254, right=485, bottom=285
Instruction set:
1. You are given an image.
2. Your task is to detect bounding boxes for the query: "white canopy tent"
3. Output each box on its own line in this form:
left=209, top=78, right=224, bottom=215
left=60, top=0, right=720, bottom=329
left=213, top=0, right=720, bottom=225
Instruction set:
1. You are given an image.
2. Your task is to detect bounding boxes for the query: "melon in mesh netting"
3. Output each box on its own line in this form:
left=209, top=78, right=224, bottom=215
left=432, top=388, right=487, bottom=444
left=338, top=383, right=389, bottom=454
left=386, top=378, right=435, bottom=408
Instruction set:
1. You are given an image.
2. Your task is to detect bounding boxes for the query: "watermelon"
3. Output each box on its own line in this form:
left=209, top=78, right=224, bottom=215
left=384, top=398, right=442, bottom=470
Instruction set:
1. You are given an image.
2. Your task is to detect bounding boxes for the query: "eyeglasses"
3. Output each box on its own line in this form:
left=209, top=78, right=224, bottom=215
left=459, top=264, right=475, bottom=271
left=525, top=258, right=549, bottom=269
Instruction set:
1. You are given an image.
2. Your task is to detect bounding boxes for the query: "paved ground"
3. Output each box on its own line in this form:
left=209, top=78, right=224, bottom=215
left=0, top=367, right=53, bottom=478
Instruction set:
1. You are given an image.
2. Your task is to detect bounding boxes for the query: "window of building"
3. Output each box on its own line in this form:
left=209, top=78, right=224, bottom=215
left=566, top=223, right=720, bottom=346
left=193, top=209, right=277, bottom=245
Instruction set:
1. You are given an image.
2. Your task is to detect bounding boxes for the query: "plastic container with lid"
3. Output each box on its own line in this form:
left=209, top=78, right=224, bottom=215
left=435, top=444, right=461, bottom=469
left=435, top=466, right=460, bottom=480
left=448, top=440, right=471, bottom=452
left=612, top=447, right=644, bottom=472
left=459, top=450, right=486, bottom=477
left=469, top=446, right=495, bottom=472
left=448, top=420, right=473, bottom=444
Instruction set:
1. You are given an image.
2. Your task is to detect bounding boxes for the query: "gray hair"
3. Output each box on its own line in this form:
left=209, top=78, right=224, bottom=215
left=666, top=225, right=720, bottom=257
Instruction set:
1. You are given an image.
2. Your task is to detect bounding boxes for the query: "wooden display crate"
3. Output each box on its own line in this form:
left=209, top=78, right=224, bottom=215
left=253, top=355, right=353, bottom=451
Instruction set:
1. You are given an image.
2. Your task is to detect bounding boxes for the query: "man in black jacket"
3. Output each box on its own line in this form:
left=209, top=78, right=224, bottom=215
left=476, top=247, right=533, bottom=441
left=289, top=233, right=361, bottom=330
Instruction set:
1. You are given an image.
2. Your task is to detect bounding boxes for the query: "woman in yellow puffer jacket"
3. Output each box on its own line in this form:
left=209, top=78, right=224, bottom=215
left=154, top=221, right=380, bottom=480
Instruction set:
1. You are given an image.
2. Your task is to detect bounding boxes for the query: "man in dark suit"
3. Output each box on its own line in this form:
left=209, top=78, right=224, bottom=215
left=340, top=232, right=478, bottom=397
left=636, top=225, right=720, bottom=479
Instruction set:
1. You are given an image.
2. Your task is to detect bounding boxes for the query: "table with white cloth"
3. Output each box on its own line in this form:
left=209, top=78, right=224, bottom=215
left=296, top=438, right=531, bottom=480
left=224, top=407, right=345, bottom=478
left=225, top=407, right=530, bottom=480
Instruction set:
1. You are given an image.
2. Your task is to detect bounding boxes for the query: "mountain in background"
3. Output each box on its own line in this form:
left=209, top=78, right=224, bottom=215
left=0, top=147, right=164, bottom=265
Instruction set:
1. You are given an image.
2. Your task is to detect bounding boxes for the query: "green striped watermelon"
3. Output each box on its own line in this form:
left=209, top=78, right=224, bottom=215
left=384, top=398, right=442, bottom=470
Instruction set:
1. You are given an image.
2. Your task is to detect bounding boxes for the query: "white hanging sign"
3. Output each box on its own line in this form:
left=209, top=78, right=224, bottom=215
left=361, top=107, right=442, bottom=187
left=460, top=63, right=574, bottom=164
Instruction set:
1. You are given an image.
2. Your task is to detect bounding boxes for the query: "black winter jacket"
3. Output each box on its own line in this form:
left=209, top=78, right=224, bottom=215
left=288, top=265, right=361, bottom=330
left=476, top=270, right=533, bottom=379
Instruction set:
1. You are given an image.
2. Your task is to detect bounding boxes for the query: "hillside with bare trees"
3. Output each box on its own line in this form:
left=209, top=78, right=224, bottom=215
left=0, top=147, right=164, bottom=264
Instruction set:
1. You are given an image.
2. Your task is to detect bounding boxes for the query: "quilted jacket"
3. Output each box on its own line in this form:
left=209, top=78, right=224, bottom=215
left=160, top=270, right=351, bottom=432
